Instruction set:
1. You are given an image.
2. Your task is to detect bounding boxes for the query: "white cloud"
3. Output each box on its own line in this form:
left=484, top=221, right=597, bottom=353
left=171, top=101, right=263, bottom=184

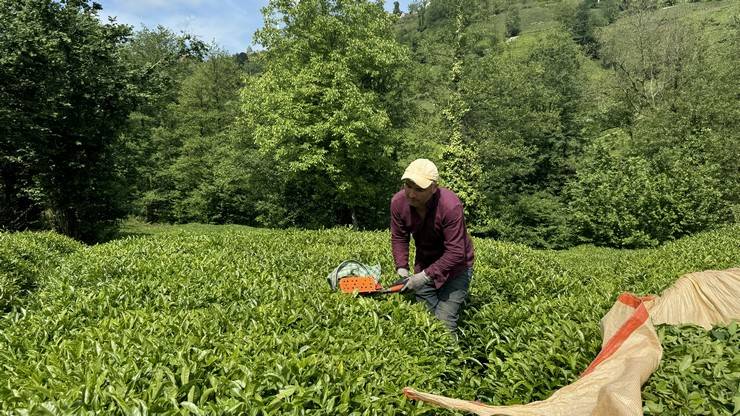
left=103, top=0, right=207, bottom=14
left=99, top=0, right=266, bottom=53
left=97, top=0, right=413, bottom=53
left=158, top=13, right=259, bottom=53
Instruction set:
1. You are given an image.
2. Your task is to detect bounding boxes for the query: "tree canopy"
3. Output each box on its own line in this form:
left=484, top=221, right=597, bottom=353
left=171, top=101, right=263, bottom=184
left=240, top=0, right=412, bottom=228
left=1, top=0, right=738, bottom=247
left=0, top=0, right=138, bottom=241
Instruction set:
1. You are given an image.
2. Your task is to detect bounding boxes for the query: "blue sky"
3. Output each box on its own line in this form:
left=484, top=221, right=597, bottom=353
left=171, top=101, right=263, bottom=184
left=99, top=0, right=412, bottom=54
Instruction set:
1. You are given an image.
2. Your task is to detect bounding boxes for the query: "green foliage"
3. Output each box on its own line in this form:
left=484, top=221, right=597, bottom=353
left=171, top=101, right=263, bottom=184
left=423, top=0, right=477, bottom=29
left=505, top=6, right=521, bottom=37
left=0, top=228, right=458, bottom=414
left=240, top=0, right=413, bottom=229
left=4, top=0, right=737, bottom=251
left=572, top=1, right=599, bottom=55
left=393, top=1, right=402, bottom=16
left=461, top=224, right=740, bottom=405
left=0, top=0, right=139, bottom=241
left=0, top=232, right=81, bottom=311
left=440, top=138, right=486, bottom=226
left=121, top=26, right=208, bottom=120
left=461, top=28, right=586, bottom=247
left=598, top=4, right=705, bottom=114
left=602, top=0, right=621, bottom=23
left=140, top=53, right=250, bottom=225
left=438, top=2, right=486, bottom=226
left=567, top=130, right=729, bottom=248
left=577, top=3, right=740, bottom=247
left=622, top=7, right=740, bottom=214
left=118, top=27, right=211, bottom=222
left=643, top=323, right=739, bottom=415
left=0, top=224, right=737, bottom=413
left=506, top=191, right=574, bottom=249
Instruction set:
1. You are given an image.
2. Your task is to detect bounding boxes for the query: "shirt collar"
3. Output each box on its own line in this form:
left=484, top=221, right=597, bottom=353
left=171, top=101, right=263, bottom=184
left=426, top=187, right=440, bottom=210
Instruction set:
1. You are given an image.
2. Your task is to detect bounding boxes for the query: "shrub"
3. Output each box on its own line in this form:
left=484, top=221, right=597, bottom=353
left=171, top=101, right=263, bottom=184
left=0, top=232, right=81, bottom=311
left=567, top=131, right=728, bottom=248
left=506, top=6, right=521, bottom=37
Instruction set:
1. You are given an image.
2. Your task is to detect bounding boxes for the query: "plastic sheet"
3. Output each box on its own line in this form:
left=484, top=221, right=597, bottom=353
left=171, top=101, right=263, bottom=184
left=403, top=268, right=740, bottom=416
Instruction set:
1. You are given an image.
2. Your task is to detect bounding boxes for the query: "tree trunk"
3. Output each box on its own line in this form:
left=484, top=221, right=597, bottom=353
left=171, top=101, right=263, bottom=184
left=52, top=206, right=80, bottom=240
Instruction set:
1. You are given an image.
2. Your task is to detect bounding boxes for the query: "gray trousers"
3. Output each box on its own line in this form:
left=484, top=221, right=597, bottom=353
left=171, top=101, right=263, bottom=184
left=415, top=268, right=473, bottom=335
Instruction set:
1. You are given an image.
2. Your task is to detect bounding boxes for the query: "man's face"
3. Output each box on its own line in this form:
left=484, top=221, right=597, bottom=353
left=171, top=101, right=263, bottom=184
left=403, top=180, right=436, bottom=209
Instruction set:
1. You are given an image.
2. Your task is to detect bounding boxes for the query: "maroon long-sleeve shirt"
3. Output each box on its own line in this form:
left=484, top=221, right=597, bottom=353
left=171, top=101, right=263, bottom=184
left=390, top=187, right=474, bottom=288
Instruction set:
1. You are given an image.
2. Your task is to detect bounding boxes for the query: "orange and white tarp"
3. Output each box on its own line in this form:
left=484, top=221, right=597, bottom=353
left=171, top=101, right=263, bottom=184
left=403, top=268, right=740, bottom=416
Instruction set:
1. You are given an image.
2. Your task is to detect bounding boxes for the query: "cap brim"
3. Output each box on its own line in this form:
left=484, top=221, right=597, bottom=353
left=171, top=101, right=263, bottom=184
left=401, top=173, right=433, bottom=189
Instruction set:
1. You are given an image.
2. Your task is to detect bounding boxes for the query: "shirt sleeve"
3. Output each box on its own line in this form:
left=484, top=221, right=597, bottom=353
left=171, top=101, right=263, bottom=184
left=424, top=202, right=467, bottom=285
left=390, top=201, right=410, bottom=271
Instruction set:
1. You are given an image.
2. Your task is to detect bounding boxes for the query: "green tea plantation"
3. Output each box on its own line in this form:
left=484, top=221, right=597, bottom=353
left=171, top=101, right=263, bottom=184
left=1, top=224, right=738, bottom=415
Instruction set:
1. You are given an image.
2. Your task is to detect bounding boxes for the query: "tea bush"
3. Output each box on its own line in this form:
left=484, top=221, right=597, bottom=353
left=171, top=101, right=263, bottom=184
left=0, top=232, right=82, bottom=311
left=462, top=225, right=740, bottom=406
left=0, top=224, right=737, bottom=414
left=643, top=323, right=738, bottom=415
left=0, top=229, right=459, bottom=414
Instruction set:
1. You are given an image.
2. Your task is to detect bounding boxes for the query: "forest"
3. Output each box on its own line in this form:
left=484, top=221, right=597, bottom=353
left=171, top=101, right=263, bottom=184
left=1, top=0, right=738, bottom=248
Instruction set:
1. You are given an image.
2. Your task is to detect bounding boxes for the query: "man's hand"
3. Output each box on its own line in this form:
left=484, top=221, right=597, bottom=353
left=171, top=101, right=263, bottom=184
left=397, top=268, right=409, bottom=278
left=401, top=271, right=430, bottom=293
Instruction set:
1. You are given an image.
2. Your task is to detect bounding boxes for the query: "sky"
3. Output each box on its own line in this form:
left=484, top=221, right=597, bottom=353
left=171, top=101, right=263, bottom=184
left=99, top=0, right=413, bottom=54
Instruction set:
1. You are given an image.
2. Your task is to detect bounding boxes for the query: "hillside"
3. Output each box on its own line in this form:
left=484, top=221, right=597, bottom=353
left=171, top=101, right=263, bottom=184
left=3, top=0, right=737, bottom=249
left=388, top=0, right=739, bottom=249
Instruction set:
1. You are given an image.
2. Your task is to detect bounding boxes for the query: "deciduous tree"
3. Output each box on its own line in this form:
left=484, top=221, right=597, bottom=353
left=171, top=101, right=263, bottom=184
left=0, top=0, right=137, bottom=241
left=240, top=0, right=412, bottom=228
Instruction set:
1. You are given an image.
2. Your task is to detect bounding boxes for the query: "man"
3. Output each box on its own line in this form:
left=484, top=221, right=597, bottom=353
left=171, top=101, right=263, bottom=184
left=390, top=158, right=475, bottom=335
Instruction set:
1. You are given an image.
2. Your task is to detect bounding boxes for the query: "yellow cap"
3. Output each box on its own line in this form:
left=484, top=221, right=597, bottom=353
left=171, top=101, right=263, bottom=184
left=401, top=159, right=439, bottom=189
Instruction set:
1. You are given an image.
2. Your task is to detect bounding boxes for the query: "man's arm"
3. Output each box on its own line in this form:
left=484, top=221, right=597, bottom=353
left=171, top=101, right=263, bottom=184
left=424, top=202, right=467, bottom=285
left=390, top=203, right=410, bottom=271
